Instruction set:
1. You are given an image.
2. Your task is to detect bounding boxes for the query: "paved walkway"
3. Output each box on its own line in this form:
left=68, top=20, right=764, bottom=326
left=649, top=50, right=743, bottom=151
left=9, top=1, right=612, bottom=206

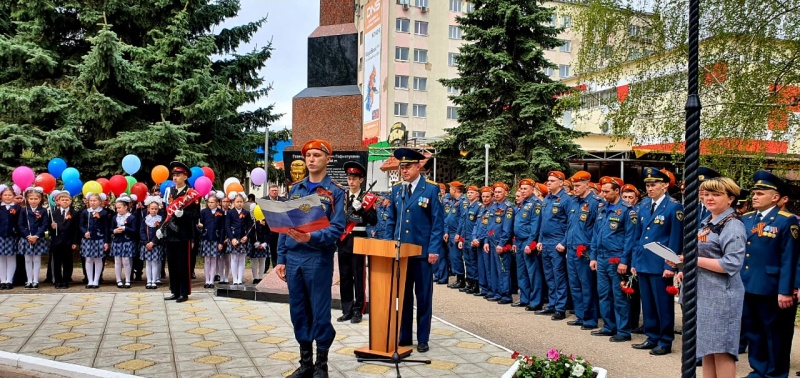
left=0, top=292, right=515, bottom=378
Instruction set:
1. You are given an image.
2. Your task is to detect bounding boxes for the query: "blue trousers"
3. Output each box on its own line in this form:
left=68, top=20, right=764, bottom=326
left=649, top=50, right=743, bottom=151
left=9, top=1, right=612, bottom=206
left=597, top=259, right=629, bottom=336
left=743, top=293, right=795, bottom=378
left=286, top=253, right=336, bottom=350
left=484, top=242, right=497, bottom=297
left=490, top=245, right=511, bottom=301
left=541, top=243, right=568, bottom=312
left=433, top=240, right=449, bottom=283
left=514, top=241, right=544, bottom=307
left=464, top=245, right=478, bottom=281
left=400, top=258, right=434, bottom=344
left=638, top=273, right=674, bottom=348
left=448, top=238, right=464, bottom=276
left=566, top=249, right=597, bottom=327
left=477, top=242, right=490, bottom=294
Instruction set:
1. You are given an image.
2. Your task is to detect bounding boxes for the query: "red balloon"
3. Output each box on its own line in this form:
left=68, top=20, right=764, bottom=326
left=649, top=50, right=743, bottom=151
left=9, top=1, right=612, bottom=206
left=130, top=183, right=148, bottom=202
left=34, top=173, right=56, bottom=194
left=96, top=178, right=110, bottom=194
left=108, top=175, right=128, bottom=196
left=201, top=167, right=215, bottom=183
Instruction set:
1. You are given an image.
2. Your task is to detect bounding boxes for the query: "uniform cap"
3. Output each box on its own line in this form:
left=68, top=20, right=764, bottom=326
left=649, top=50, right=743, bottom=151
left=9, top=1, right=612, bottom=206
left=661, top=169, right=676, bottom=188
left=536, top=183, right=549, bottom=196
left=449, top=181, right=465, bottom=188
left=393, top=148, right=425, bottom=164
left=570, top=171, right=591, bottom=182
left=343, top=161, right=366, bottom=177
left=548, top=171, right=566, bottom=180
left=599, top=176, right=624, bottom=188
left=169, top=161, right=192, bottom=178
left=438, top=183, right=446, bottom=190
left=467, top=185, right=479, bottom=192
left=751, top=170, right=787, bottom=195
left=737, top=189, right=750, bottom=205
left=621, top=184, right=640, bottom=195
left=518, top=178, right=534, bottom=187
left=642, top=167, right=670, bottom=184
left=698, top=167, right=721, bottom=182
left=492, top=182, right=509, bottom=192
left=301, top=139, right=333, bottom=156
left=480, top=186, right=493, bottom=193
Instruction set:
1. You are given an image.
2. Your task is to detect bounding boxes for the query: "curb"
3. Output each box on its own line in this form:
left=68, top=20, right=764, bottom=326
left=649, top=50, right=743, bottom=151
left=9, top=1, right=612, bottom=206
left=0, top=350, right=141, bottom=378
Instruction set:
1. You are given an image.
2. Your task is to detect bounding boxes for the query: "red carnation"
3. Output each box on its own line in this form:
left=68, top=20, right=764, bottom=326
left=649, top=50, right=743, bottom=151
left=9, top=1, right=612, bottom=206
left=511, top=351, right=520, bottom=359
left=666, top=285, right=680, bottom=296
left=529, top=241, right=537, bottom=250
left=488, top=230, right=495, bottom=237
left=503, top=244, right=512, bottom=252
left=576, top=244, right=587, bottom=258
left=622, top=286, right=635, bottom=295
left=608, top=257, right=621, bottom=264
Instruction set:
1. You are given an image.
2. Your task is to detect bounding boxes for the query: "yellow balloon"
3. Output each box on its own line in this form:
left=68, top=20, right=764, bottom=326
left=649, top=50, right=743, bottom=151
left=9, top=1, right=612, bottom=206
left=253, top=205, right=265, bottom=221
left=82, top=180, right=103, bottom=196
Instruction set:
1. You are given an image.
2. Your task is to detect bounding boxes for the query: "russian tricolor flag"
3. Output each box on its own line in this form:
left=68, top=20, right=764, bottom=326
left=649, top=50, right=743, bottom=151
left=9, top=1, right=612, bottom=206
left=255, top=195, right=330, bottom=234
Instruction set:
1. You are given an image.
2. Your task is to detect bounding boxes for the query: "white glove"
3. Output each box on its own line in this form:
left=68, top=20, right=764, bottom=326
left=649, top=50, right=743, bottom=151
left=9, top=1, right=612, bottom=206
left=156, top=229, right=164, bottom=239
left=352, top=199, right=362, bottom=211
left=174, top=209, right=184, bottom=218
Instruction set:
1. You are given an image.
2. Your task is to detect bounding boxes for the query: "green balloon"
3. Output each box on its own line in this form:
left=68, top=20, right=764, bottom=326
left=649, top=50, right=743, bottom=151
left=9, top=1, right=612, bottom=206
left=125, top=175, right=137, bottom=194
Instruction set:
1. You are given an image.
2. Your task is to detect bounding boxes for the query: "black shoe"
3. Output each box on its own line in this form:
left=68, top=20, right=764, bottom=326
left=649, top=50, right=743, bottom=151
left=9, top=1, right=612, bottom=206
left=85, top=284, right=91, bottom=289
left=632, top=342, right=657, bottom=350
left=253, top=279, right=261, bottom=285
left=417, top=342, right=429, bottom=353
left=610, top=335, right=632, bottom=342
left=436, top=280, right=448, bottom=285
left=534, top=308, right=555, bottom=315
left=525, top=305, right=543, bottom=312
left=214, top=275, right=220, bottom=282
left=24, top=283, right=31, bottom=289
left=351, top=313, right=362, bottom=324
left=398, top=340, right=412, bottom=347
left=336, top=314, right=353, bottom=322
left=117, top=282, right=124, bottom=289
left=631, top=326, right=644, bottom=334
left=124, top=283, right=131, bottom=289
left=447, top=280, right=465, bottom=289
left=581, top=324, right=598, bottom=330
left=497, top=299, right=512, bottom=305
left=567, top=320, right=584, bottom=326
left=134, top=274, right=143, bottom=282
left=551, top=312, right=566, bottom=321
left=176, top=296, right=188, bottom=303
left=591, top=330, right=614, bottom=336
left=473, top=292, right=487, bottom=297
left=165, top=295, right=179, bottom=301
left=32, top=283, right=39, bottom=289
left=486, top=297, right=500, bottom=302
left=63, top=283, right=69, bottom=289
left=511, top=302, right=529, bottom=308
left=649, top=346, right=671, bottom=356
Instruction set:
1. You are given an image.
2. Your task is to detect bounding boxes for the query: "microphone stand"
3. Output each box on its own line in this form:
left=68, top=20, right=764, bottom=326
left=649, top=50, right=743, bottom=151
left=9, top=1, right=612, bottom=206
left=357, top=184, right=430, bottom=377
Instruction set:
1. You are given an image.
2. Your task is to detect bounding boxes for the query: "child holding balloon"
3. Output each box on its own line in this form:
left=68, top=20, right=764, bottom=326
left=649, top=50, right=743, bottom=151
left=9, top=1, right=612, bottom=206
left=140, top=196, right=164, bottom=289
left=111, top=195, right=138, bottom=288
left=199, top=192, right=225, bottom=288
left=250, top=203, right=270, bottom=285
left=226, top=192, right=253, bottom=286
left=18, top=187, right=49, bottom=289
left=80, top=193, right=110, bottom=289
left=0, top=185, right=21, bottom=289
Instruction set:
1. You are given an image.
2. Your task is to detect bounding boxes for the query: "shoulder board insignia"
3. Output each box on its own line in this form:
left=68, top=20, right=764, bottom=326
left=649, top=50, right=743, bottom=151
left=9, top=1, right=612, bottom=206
left=330, top=179, right=346, bottom=191
left=393, top=182, right=403, bottom=186
left=670, top=197, right=680, bottom=203
left=778, top=211, right=795, bottom=217
left=744, top=211, right=756, bottom=215
left=425, top=179, right=437, bottom=185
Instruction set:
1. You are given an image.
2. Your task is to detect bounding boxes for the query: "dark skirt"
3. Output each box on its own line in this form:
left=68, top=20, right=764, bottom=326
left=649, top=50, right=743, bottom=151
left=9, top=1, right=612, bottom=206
left=110, top=241, right=136, bottom=258
left=0, top=237, right=18, bottom=256
left=200, top=240, right=221, bottom=258
left=81, top=239, right=105, bottom=258
left=248, top=244, right=269, bottom=258
left=19, top=237, right=49, bottom=255
left=140, top=244, right=164, bottom=262
left=227, top=241, right=250, bottom=255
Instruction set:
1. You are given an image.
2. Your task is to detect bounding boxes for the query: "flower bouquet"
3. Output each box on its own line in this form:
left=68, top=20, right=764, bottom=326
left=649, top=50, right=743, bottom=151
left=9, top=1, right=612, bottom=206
left=506, top=348, right=599, bottom=378
left=619, top=273, right=636, bottom=298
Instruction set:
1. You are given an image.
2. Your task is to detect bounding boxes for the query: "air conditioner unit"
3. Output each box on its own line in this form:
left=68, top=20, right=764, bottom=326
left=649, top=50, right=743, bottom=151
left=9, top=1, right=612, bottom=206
left=421, top=6, right=428, bottom=13
left=403, top=3, right=409, bottom=10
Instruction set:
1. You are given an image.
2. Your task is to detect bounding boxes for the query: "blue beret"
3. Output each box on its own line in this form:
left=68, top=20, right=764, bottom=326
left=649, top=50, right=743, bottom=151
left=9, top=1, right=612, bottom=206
left=393, top=148, right=425, bottom=164
left=642, top=167, right=669, bottom=183
left=752, top=170, right=786, bottom=195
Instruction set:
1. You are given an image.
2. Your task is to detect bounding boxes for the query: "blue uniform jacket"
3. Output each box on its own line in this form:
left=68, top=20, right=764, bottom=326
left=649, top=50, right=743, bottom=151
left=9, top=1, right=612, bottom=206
left=375, top=204, right=390, bottom=239
left=18, top=206, right=49, bottom=238
left=513, top=196, right=542, bottom=246
left=0, top=204, right=21, bottom=238
left=484, top=200, right=514, bottom=248
left=385, top=178, right=445, bottom=259
left=740, top=208, right=799, bottom=296
left=199, top=208, right=225, bottom=244
left=445, top=195, right=466, bottom=236
left=139, top=213, right=164, bottom=245
left=225, top=208, right=254, bottom=240
left=111, top=213, right=138, bottom=243
left=80, top=208, right=111, bottom=243
left=472, top=203, right=490, bottom=242
left=565, top=194, right=600, bottom=249
left=462, top=200, right=482, bottom=244
left=277, top=174, right=346, bottom=264
left=591, top=200, right=636, bottom=265
left=538, top=189, right=570, bottom=245
left=632, top=196, right=684, bottom=274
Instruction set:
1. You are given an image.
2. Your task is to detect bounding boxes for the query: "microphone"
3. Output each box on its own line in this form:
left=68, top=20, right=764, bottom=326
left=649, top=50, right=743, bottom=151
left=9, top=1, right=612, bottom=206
left=402, top=183, right=410, bottom=200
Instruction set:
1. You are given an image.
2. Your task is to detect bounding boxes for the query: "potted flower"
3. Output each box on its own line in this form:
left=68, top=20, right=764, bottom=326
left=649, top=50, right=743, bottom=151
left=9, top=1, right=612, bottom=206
left=502, top=348, right=608, bottom=378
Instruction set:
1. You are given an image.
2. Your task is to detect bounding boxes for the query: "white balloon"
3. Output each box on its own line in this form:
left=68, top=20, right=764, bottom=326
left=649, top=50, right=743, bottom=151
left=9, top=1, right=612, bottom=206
left=223, top=177, right=240, bottom=192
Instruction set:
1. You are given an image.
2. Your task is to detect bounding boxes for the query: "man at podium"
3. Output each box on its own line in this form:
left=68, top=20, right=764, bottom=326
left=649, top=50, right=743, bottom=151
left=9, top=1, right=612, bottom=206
left=385, top=148, right=445, bottom=353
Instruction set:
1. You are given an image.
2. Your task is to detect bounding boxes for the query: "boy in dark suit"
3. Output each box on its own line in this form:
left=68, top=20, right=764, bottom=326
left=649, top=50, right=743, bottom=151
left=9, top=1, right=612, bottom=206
left=50, top=191, right=79, bottom=289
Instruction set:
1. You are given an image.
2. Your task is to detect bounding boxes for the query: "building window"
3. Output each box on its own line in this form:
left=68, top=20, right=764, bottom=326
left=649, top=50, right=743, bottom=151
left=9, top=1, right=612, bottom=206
left=412, top=104, right=427, bottom=118
left=395, top=47, right=409, bottom=61
left=394, top=102, right=409, bottom=117
left=559, top=40, right=571, bottom=53
left=414, top=21, right=428, bottom=35
left=466, top=2, right=474, bottom=12
left=395, top=75, right=409, bottom=89
left=449, top=0, right=462, bottom=12
left=562, top=16, right=572, bottom=28
left=413, top=49, right=428, bottom=63
left=397, top=0, right=410, bottom=4
left=396, top=18, right=410, bottom=33
left=559, top=64, right=570, bottom=78
left=543, top=67, right=555, bottom=76
left=449, top=26, right=462, bottom=39
left=411, top=131, right=426, bottom=138
left=448, top=52, right=459, bottom=66
left=359, top=31, right=363, bottom=45
left=447, top=86, right=461, bottom=95
left=414, top=0, right=428, bottom=7
left=413, top=77, right=428, bottom=91
left=447, top=106, right=459, bottom=120
left=548, top=14, right=557, bottom=26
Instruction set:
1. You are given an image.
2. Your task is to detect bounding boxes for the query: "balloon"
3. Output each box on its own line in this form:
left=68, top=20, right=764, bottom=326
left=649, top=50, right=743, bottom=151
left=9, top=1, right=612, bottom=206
left=108, top=175, right=128, bottom=196
left=122, top=154, right=141, bottom=175
left=226, top=182, right=244, bottom=196
left=194, top=176, right=213, bottom=197
left=223, top=177, right=240, bottom=192
left=48, top=193, right=57, bottom=207
left=188, top=166, right=204, bottom=187
left=34, top=173, right=57, bottom=194
left=12, top=166, right=35, bottom=189
left=151, top=165, right=169, bottom=184
left=61, top=167, right=80, bottom=183
left=253, top=205, right=265, bottom=221
left=82, top=181, right=103, bottom=196
left=96, top=178, right=110, bottom=194
left=130, top=183, right=148, bottom=201
left=250, top=168, right=267, bottom=186
left=63, top=179, right=82, bottom=197
left=125, top=176, right=137, bottom=194
left=47, top=158, right=67, bottom=179
left=160, top=180, right=175, bottom=197
left=201, top=167, right=215, bottom=183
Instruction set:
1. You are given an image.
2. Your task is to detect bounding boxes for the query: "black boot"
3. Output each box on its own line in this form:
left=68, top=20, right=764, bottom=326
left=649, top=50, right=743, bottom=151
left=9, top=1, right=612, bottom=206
left=463, top=280, right=477, bottom=294
left=312, top=348, right=329, bottom=378
left=447, top=274, right=466, bottom=289
left=288, top=344, right=314, bottom=378
left=460, top=279, right=473, bottom=292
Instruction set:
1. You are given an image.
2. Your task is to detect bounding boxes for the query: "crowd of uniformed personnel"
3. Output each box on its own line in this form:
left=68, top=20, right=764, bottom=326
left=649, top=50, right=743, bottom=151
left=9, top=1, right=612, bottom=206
left=366, top=165, right=799, bottom=377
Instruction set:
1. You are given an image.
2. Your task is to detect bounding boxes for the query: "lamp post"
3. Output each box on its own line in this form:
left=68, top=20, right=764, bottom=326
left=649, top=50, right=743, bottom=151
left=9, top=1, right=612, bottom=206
left=264, top=127, right=269, bottom=186
left=681, top=0, right=702, bottom=375
left=484, top=144, right=490, bottom=186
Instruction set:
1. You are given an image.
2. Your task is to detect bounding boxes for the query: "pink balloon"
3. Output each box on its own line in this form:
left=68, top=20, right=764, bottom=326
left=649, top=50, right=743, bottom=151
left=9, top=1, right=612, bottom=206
left=12, top=166, right=35, bottom=189
left=194, top=176, right=213, bottom=197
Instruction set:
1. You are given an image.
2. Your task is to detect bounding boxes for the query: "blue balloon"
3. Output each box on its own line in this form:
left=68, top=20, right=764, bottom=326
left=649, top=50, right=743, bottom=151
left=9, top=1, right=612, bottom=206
left=187, top=166, right=205, bottom=187
left=160, top=180, right=175, bottom=197
left=48, top=158, right=67, bottom=179
left=62, top=167, right=80, bottom=183
left=122, top=154, right=141, bottom=175
left=63, top=179, right=83, bottom=197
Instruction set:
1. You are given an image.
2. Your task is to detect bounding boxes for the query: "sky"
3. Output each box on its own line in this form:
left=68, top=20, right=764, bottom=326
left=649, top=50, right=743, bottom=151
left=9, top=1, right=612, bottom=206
left=219, top=0, right=321, bottom=131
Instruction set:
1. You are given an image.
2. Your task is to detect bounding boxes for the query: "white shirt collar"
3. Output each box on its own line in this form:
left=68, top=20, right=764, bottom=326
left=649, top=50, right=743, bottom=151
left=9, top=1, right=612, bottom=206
left=758, top=206, right=776, bottom=218
left=405, top=175, right=422, bottom=194
left=652, top=194, right=667, bottom=209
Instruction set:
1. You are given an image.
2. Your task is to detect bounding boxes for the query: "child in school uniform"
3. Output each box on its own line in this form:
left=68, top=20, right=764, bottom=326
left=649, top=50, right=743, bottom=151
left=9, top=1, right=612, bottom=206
left=199, top=192, right=225, bottom=288
left=80, top=193, right=110, bottom=289
left=0, top=185, right=21, bottom=289
left=249, top=203, right=270, bottom=285
left=225, top=192, right=252, bottom=285
left=110, top=194, right=138, bottom=288
left=49, top=190, right=79, bottom=289
left=18, top=187, right=49, bottom=289
left=217, top=194, right=232, bottom=283
left=130, top=195, right=144, bottom=282
left=140, top=196, right=164, bottom=289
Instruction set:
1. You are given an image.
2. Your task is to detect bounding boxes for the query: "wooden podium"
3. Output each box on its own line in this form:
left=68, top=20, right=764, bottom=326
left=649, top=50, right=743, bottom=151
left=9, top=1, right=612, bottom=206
left=352, top=237, right=421, bottom=359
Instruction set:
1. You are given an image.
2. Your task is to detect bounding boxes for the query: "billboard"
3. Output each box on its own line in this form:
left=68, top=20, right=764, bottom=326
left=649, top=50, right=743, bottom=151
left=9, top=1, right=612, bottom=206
left=362, top=0, right=382, bottom=146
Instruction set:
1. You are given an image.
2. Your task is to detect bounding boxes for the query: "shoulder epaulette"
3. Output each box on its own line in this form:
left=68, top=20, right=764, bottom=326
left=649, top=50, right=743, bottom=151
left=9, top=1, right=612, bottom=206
left=669, top=197, right=680, bottom=203
left=744, top=211, right=756, bottom=215
left=425, top=179, right=437, bottom=185
left=393, top=181, right=403, bottom=186
left=778, top=210, right=795, bottom=217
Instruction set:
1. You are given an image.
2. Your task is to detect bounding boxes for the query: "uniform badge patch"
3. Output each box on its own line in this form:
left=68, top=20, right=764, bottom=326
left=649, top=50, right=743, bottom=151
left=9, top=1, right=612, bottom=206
left=495, top=217, right=502, bottom=224
left=791, top=225, right=799, bottom=239
left=506, top=212, right=512, bottom=219
left=676, top=210, right=684, bottom=221
left=580, top=213, right=587, bottom=222
left=609, top=221, right=618, bottom=230
left=552, top=208, right=558, bottom=214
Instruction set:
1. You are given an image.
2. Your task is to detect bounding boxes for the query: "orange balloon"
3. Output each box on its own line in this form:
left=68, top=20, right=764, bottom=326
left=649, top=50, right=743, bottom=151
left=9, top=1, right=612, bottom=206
left=226, top=183, right=244, bottom=195
left=151, top=165, right=169, bottom=184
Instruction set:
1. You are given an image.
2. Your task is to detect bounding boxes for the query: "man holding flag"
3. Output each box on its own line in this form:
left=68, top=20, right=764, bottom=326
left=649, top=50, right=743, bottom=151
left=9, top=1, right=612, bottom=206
left=274, top=139, right=346, bottom=378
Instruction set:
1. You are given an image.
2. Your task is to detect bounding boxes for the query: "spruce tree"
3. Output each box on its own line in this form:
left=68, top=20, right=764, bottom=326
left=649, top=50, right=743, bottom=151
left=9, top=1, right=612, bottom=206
left=439, top=0, right=583, bottom=184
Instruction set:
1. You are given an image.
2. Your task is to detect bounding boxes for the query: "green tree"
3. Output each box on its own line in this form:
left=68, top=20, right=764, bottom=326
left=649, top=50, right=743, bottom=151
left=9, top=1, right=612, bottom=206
left=438, top=0, right=584, bottom=184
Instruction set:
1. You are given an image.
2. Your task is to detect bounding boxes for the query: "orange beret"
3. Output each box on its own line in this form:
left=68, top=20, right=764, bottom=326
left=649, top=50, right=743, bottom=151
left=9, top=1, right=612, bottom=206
left=536, top=183, right=549, bottom=196
left=563, top=179, right=573, bottom=189
left=449, top=181, right=465, bottom=188
left=622, top=184, right=639, bottom=194
left=570, top=171, right=591, bottom=182
left=467, top=185, right=479, bottom=192
left=480, top=186, right=493, bottom=193
left=588, top=183, right=600, bottom=191
left=492, top=182, right=509, bottom=192
left=518, top=178, right=534, bottom=187
left=548, top=171, right=566, bottom=180
left=599, top=176, right=624, bottom=188
left=438, top=183, right=446, bottom=190
left=661, top=169, right=676, bottom=188
left=301, top=139, right=332, bottom=156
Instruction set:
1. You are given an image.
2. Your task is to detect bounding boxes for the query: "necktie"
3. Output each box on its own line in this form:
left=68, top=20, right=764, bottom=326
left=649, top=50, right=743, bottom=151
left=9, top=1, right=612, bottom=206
left=403, top=184, right=410, bottom=198
left=651, top=201, right=657, bottom=213
left=756, top=212, right=763, bottom=223
left=349, top=194, right=355, bottom=204
left=62, top=209, right=66, bottom=218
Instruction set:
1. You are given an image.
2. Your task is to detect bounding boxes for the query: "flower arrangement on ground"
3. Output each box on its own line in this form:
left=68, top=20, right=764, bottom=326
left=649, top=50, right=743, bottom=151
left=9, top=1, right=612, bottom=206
left=511, top=348, right=595, bottom=378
